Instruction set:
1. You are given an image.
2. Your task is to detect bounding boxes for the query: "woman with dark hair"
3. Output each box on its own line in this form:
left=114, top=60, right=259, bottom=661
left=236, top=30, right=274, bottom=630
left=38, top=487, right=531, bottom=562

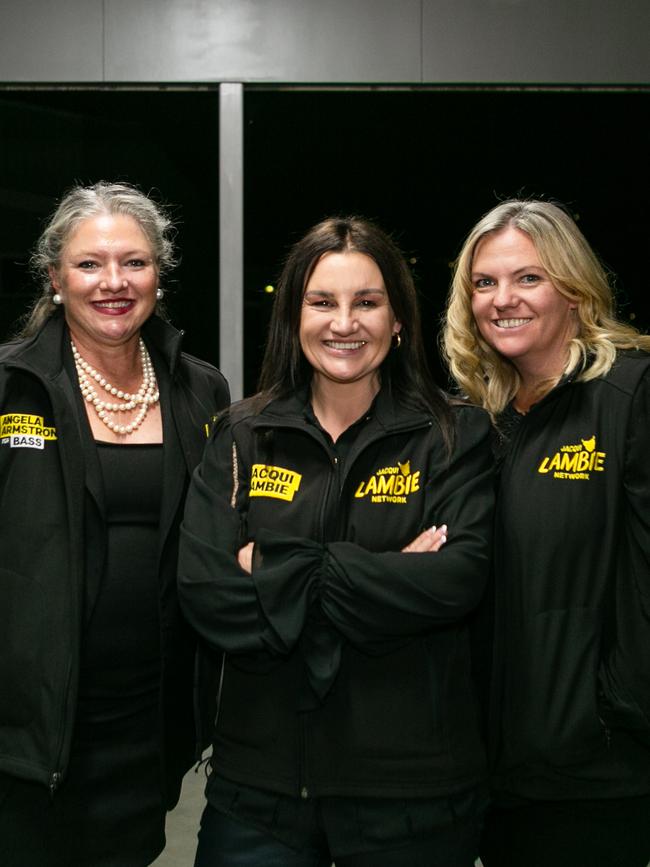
left=0, top=181, right=229, bottom=866
left=442, top=199, right=650, bottom=866
left=179, top=216, right=494, bottom=866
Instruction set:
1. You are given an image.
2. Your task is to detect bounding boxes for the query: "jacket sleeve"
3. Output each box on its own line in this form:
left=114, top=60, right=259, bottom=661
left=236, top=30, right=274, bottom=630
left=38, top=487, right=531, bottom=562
left=178, top=418, right=317, bottom=658
left=600, top=368, right=650, bottom=731
left=623, top=368, right=650, bottom=617
left=254, top=405, right=494, bottom=650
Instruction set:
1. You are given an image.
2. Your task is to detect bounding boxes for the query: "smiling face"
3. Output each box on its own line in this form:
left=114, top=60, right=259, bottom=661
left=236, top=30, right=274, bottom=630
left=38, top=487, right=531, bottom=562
left=470, top=226, right=577, bottom=382
left=299, top=251, right=400, bottom=397
left=50, top=213, right=158, bottom=353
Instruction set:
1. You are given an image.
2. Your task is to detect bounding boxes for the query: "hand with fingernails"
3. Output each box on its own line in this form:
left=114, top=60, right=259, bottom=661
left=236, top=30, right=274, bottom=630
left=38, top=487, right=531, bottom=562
left=402, top=524, right=448, bottom=553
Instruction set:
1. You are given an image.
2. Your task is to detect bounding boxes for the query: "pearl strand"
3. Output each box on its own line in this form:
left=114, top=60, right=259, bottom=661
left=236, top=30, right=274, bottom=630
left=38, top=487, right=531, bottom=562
left=71, top=338, right=160, bottom=436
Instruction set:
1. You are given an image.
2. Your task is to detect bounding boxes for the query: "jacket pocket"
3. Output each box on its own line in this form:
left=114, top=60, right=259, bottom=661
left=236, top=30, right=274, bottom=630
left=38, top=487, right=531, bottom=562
left=216, top=657, right=293, bottom=751
left=431, top=628, right=485, bottom=765
left=599, top=656, right=650, bottom=747
left=0, top=568, right=42, bottom=726
left=345, top=639, right=445, bottom=758
left=504, top=607, right=605, bottom=767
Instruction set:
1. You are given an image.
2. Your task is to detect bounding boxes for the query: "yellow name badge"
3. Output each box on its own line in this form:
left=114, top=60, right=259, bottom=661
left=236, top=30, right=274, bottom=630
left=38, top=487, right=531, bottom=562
left=0, top=413, right=57, bottom=444
left=249, top=463, right=302, bottom=502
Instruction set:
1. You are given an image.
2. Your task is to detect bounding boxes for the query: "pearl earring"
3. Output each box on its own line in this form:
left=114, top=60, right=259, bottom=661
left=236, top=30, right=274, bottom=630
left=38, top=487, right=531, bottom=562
left=52, top=293, right=63, bottom=305
left=156, top=287, right=164, bottom=300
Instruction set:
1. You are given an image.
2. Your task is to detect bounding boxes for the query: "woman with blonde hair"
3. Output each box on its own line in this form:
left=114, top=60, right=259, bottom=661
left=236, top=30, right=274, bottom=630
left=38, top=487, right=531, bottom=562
left=442, top=199, right=650, bottom=867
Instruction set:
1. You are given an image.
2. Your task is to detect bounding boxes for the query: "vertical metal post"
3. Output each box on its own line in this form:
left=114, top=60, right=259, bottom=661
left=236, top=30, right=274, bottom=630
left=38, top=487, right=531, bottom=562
left=219, top=82, right=244, bottom=400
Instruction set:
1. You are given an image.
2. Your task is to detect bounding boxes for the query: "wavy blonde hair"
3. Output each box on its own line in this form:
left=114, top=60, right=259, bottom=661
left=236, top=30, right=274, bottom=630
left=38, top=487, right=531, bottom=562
left=441, top=199, right=650, bottom=417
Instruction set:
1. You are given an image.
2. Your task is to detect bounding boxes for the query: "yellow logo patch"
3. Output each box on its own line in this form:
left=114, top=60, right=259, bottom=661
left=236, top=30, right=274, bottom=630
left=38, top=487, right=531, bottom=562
left=537, top=434, right=606, bottom=480
left=354, top=460, right=421, bottom=504
left=249, top=463, right=302, bottom=502
left=0, top=413, right=57, bottom=450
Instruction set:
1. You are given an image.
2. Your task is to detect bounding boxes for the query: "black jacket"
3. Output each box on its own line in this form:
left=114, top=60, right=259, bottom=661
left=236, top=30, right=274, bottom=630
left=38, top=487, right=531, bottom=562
left=490, top=351, right=650, bottom=800
left=0, top=311, right=229, bottom=803
left=179, top=388, right=494, bottom=799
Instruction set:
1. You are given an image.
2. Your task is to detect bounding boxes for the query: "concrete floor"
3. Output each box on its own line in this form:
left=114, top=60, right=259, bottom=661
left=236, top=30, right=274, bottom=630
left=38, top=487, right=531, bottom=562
left=152, top=765, right=206, bottom=867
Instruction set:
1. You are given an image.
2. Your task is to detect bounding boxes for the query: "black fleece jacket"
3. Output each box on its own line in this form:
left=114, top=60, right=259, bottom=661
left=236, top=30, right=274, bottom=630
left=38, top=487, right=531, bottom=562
left=489, top=351, right=650, bottom=801
left=0, top=311, right=229, bottom=803
left=179, top=387, right=494, bottom=799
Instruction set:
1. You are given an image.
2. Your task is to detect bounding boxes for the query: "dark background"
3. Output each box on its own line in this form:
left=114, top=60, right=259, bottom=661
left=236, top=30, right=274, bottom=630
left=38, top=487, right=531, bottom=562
left=0, top=90, right=220, bottom=355
left=1, top=88, right=648, bottom=394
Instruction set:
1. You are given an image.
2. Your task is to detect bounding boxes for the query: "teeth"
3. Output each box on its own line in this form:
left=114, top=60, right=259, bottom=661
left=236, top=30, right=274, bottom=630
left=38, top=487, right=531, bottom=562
left=326, top=341, right=366, bottom=350
left=95, top=301, right=131, bottom=308
left=495, top=318, right=531, bottom=328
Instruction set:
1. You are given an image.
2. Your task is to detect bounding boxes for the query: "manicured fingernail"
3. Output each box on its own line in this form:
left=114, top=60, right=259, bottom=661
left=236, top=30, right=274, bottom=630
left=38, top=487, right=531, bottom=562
left=430, top=525, right=437, bottom=534
left=440, top=524, right=448, bottom=534
left=440, top=534, right=447, bottom=544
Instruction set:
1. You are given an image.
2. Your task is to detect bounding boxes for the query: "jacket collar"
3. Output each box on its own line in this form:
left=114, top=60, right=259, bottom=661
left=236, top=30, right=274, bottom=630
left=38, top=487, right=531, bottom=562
left=4, top=310, right=184, bottom=378
left=1, top=309, right=69, bottom=379
left=245, top=381, right=432, bottom=436
left=141, top=314, right=184, bottom=374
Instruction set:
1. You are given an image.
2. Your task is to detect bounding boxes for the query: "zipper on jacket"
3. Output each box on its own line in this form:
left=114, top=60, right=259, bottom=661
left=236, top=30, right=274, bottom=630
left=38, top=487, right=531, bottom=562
left=49, top=654, right=75, bottom=801
left=214, top=651, right=227, bottom=730
left=49, top=771, right=62, bottom=800
left=316, top=453, right=338, bottom=544
left=195, top=650, right=226, bottom=769
left=598, top=715, right=612, bottom=750
left=298, top=450, right=339, bottom=801
left=298, top=718, right=310, bottom=801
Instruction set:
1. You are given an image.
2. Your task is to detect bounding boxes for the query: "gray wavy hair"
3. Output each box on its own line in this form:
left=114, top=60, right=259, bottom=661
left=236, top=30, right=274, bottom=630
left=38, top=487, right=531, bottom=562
left=22, top=181, right=176, bottom=336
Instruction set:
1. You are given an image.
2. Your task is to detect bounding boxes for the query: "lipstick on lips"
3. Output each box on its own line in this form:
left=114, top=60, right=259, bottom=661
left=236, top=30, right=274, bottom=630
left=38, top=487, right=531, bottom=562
left=92, top=299, right=135, bottom=316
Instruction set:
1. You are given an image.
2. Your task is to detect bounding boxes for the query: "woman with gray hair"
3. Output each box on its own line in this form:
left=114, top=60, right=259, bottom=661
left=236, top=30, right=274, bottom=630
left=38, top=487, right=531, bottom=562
left=0, top=181, right=229, bottom=866
left=443, top=199, right=650, bottom=866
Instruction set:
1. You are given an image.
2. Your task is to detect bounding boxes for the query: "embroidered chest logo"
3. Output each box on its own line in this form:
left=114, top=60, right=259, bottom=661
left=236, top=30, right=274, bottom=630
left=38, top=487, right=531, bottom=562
left=0, top=413, right=57, bottom=450
left=354, top=460, right=421, bottom=504
left=249, top=463, right=302, bottom=502
left=537, top=434, right=606, bottom=481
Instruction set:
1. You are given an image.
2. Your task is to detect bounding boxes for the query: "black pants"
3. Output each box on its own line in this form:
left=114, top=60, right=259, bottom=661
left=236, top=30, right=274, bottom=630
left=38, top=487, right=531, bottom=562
left=480, top=795, right=650, bottom=867
left=194, top=801, right=481, bottom=867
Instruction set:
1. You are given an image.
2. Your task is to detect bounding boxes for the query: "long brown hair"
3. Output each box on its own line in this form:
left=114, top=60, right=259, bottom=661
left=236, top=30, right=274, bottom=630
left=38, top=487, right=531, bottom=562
left=255, top=215, right=453, bottom=440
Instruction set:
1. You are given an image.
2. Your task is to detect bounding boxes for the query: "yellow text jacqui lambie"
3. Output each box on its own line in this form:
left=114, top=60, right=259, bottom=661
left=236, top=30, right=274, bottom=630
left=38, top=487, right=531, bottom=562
left=537, top=434, right=605, bottom=481
left=354, top=460, right=420, bottom=504
left=0, top=413, right=57, bottom=440
left=249, top=464, right=302, bottom=502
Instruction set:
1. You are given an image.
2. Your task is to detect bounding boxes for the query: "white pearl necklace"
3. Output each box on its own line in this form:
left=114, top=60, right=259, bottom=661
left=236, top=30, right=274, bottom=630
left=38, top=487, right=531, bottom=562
left=71, top=338, right=160, bottom=436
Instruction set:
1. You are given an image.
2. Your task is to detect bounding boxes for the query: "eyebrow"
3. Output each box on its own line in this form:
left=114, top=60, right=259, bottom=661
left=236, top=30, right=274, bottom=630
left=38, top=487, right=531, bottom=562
left=471, top=264, right=546, bottom=277
left=304, top=287, right=386, bottom=297
left=69, top=248, right=152, bottom=258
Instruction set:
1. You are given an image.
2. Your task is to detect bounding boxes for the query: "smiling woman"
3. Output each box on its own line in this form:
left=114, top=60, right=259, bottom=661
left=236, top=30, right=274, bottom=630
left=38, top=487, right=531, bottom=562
left=299, top=250, right=401, bottom=439
left=178, top=215, right=495, bottom=867
left=48, top=213, right=163, bottom=439
left=442, top=200, right=650, bottom=867
left=0, top=182, right=230, bottom=867
left=51, top=214, right=159, bottom=345
left=469, top=227, right=578, bottom=412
